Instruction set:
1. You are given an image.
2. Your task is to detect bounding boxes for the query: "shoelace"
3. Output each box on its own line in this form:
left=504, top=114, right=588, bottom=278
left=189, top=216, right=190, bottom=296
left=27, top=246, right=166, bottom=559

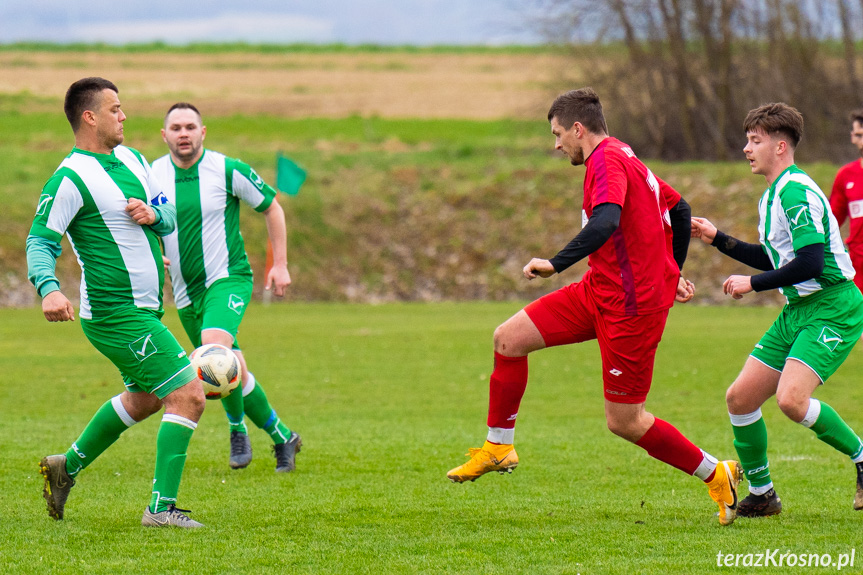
left=165, top=505, right=195, bottom=522
left=230, top=433, right=248, bottom=456
left=273, top=443, right=291, bottom=465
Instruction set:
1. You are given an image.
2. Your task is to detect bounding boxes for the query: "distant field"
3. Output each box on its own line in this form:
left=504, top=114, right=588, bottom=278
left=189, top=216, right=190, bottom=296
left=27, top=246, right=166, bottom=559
left=0, top=44, right=574, bottom=119
left=3, top=302, right=863, bottom=574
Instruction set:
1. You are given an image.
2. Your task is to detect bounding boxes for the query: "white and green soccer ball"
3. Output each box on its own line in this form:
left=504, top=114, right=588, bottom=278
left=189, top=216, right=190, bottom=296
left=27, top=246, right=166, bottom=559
left=190, top=343, right=240, bottom=400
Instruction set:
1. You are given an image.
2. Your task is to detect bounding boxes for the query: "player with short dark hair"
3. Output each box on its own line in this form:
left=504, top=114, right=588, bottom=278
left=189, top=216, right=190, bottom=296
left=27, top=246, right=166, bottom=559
left=447, top=87, right=743, bottom=526
left=829, top=108, right=863, bottom=292
left=692, top=102, right=863, bottom=518
left=151, top=103, right=301, bottom=472
left=28, top=77, right=207, bottom=528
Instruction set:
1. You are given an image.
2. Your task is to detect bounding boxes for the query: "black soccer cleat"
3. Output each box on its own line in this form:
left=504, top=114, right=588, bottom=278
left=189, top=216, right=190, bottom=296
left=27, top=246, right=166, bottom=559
left=738, top=488, right=782, bottom=518
left=272, top=431, right=302, bottom=472
left=229, top=431, right=252, bottom=469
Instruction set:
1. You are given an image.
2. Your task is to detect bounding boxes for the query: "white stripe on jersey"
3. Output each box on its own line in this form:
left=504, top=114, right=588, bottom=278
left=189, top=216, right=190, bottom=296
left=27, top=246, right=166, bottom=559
left=199, top=159, right=231, bottom=288
left=63, top=151, right=161, bottom=318
left=45, top=176, right=84, bottom=236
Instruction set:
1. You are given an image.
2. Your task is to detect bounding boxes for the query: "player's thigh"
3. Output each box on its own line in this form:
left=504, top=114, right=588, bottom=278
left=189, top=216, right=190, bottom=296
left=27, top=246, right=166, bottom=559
left=749, top=307, right=795, bottom=374
left=81, top=309, right=196, bottom=400
left=596, top=309, right=668, bottom=404
left=177, top=304, right=203, bottom=348
left=199, top=277, right=253, bottom=349
left=523, top=281, right=597, bottom=349
left=788, top=284, right=863, bottom=382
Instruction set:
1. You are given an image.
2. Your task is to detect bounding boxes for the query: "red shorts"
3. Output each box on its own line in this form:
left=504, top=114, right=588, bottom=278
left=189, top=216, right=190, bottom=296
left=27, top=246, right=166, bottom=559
left=524, top=281, right=669, bottom=404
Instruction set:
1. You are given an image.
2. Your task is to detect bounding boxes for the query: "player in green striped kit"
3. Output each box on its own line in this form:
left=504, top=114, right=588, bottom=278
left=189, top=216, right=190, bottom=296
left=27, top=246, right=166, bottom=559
left=152, top=103, right=301, bottom=472
left=28, top=78, right=207, bottom=527
left=692, top=103, right=863, bottom=518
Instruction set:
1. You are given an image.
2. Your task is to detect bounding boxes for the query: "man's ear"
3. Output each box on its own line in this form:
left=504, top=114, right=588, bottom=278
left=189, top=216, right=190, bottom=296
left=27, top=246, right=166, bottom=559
left=81, top=110, right=97, bottom=127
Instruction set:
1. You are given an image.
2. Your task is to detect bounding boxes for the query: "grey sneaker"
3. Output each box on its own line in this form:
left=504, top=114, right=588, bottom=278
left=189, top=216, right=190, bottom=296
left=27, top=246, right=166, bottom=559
left=273, top=431, right=302, bottom=472
left=39, top=454, right=75, bottom=520
left=229, top=431, right=253, bottom=469
left=142, top=505, right=204, bottom=528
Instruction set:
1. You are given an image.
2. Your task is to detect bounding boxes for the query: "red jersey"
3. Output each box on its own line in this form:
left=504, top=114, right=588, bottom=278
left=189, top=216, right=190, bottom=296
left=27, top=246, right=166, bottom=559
left=581, top=137, right=681, bottom=316
left=831, top=160, right=863, bottom=246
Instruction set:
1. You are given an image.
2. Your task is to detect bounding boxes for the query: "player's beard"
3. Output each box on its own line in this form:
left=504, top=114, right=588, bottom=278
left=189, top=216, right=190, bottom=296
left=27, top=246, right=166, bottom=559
left=173, top=141, right=201, bottom=163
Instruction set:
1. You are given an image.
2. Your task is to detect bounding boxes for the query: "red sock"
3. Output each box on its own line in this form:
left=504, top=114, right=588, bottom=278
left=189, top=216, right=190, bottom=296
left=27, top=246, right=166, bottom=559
left=634, top=418, right=703, bottom=475
left=486, top=352, right=528, bottom=430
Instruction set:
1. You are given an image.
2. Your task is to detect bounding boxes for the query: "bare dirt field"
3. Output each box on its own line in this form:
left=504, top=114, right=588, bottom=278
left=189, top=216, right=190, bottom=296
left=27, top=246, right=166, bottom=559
left=0, top=49, right=574, bottom=118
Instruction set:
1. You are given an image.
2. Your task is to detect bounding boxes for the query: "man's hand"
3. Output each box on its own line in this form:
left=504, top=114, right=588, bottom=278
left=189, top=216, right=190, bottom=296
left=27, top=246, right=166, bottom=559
left=691, top=216, right=718, bottom=245
left=265, top=264, right=292, bottom=297
left=161, top=255, right=171, bottom=273
left=523, top=258, right=556, bottom=280
left=42, top=290, right=75, bottom=322
left=723, top=275, right=753, bottom=299
left=676, top=276, right=695, bottom=303
left=126, top=198, right=156, bottom=225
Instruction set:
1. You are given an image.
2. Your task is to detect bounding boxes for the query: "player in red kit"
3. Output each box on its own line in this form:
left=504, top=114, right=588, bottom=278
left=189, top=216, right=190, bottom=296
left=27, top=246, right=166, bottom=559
left=830, top=109, right=863, bottom=292
left=446, top=88, right=742, bottom=526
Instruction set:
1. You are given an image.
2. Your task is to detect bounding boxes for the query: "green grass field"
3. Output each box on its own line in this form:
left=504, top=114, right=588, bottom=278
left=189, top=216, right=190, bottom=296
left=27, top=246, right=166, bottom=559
left=3, top=302, right=863, bottom=574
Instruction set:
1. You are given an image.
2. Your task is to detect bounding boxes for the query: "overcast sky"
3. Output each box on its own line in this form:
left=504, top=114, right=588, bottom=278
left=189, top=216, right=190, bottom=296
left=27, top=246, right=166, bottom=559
left=0, top=0, right=543, bottom=45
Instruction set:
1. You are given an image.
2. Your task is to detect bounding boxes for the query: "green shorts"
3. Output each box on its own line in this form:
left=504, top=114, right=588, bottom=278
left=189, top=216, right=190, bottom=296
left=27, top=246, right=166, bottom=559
left=177, top=276, right=253, bottom=350
left=751, top=281, right=863, bottom=382
left=81, top=308, right=196, bottom=399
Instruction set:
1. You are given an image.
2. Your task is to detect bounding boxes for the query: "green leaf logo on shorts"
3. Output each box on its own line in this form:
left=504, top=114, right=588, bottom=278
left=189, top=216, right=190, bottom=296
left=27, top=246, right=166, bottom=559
left=129, top=333, right=158, bottom=361
left=817, top=326, right=843, bottom=352
left=785, top=205, right=810, bottom=231
left=228, top=294, right=245, bottom=315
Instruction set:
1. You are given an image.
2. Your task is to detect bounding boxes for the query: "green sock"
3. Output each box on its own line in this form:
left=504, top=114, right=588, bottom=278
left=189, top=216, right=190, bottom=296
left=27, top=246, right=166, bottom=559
left=65, top=396, right=135, bottom=479
left=730, top=411, right=772, bottom=488
left=220, top=388, right=247, bottom=434
left=807, top=400, right=863, bottom=459
left=150, top=415, right=196, bottom=513
left=243, top=377, right=291, bottom=445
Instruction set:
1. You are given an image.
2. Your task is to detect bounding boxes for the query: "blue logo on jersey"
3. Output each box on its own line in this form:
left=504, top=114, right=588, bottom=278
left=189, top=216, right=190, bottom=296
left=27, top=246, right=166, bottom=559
left=151, top=191, right=169, bottom=206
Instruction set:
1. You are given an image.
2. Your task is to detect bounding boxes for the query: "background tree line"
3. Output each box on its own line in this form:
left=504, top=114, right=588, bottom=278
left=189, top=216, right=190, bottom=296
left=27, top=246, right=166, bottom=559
left=533, top=0, right=863, bottom=162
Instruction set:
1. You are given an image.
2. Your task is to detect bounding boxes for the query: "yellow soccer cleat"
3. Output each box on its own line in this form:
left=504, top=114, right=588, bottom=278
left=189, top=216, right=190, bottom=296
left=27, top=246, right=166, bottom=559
left=707, top=460, right=742, bottom=526
left=447, top=441, right=518, bottom=483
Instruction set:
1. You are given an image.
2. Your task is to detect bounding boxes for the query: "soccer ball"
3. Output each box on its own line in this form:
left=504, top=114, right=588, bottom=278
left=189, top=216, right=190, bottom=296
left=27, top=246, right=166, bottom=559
left=190, top=343, right=240, bottom=400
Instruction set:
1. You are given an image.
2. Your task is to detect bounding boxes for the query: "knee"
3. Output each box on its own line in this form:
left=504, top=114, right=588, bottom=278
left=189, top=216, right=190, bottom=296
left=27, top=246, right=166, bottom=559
left=124, top=393, right=163, bottom=422
left=493, top=324, right=510, bottom=354
left=725, top=382, right=753, bottom=414
left=725, top=384, right=740, bottom=411
left=775, top=390, right=808, bottom=422
left=606, top=417, right=639, bottom=442
left=188, top=391, right=206, bottom=420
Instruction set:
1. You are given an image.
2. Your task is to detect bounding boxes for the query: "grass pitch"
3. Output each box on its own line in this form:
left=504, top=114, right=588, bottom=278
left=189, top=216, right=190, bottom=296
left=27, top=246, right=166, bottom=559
left=2, top=302, right=863, bottom=574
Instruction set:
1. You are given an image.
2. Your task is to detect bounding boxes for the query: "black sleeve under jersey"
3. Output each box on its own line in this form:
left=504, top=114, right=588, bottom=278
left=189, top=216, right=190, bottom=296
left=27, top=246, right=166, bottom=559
left=749, top=243, right=825, bottom=292
left=669, top=196, right=691, bottom=270
left=711, top=230, right=774, bottom=271
left=549, top=202, right=621, bottom=274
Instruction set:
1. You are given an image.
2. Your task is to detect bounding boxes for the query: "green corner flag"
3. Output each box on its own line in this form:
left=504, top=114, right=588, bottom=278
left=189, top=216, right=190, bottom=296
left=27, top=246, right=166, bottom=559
left=276, top=153, right=306, bottom=196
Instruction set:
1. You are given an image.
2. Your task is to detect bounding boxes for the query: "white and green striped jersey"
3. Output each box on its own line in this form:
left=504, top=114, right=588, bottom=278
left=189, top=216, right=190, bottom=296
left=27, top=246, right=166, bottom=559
left=28, top=146, right=171, bottom=320
left=151, top=149, right=276, bottom=308
left=758, top=165, right=855, bottom=304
